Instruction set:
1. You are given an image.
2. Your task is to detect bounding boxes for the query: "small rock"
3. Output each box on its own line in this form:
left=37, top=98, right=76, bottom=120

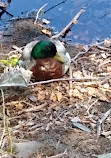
left=15, top=141, right=42, bottom=158
left=28, top=95, right=37, bottom=102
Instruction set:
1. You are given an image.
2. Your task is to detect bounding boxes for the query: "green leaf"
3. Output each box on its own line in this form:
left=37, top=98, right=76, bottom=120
left=1, top=57, right=19, bottom=67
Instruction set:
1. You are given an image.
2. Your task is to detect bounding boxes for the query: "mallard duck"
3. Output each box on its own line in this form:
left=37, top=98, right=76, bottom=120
left=18, top=36, right=71, bottom=81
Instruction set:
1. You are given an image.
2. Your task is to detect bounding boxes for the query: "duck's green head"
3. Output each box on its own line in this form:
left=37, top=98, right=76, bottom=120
left=31, top=40, right=57, bottom=59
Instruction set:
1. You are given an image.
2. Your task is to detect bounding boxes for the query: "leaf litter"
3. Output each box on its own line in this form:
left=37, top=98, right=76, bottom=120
left=0, top=18, right=110, bottom=158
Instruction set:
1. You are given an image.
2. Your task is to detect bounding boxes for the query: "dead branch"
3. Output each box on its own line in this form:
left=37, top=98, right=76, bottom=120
left=51, top=7, right=86, bottom=39
left=11, top=45, right=23, bottom=54
left=71, top=51, right=89, bottom=62
left=86, top=99, right=98, bottom=114
left=18, top=102, right=47, bottom=114
left=34, top=3, right=47, bottom=25
left=97, top=108, right=111, bottom=139
left=0, top=89, right=6, bottom=149
left=28, top=76, right=101, bottom=86
left=69, top=66, right=73, bottom=97
left=46, top=110, right=67, bottom=131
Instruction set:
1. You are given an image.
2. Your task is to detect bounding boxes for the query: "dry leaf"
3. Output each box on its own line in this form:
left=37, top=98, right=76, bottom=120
left=101, top=53, right=107, bottom=59
left=56, top=92, right=62, bottom=102
left=37, top=154, right=43, bottom=158
left=45, top=89, right=51, bottom=96
left=15, top=102, right=24, bottom=109
left=50, top=92, right=57, bottom=102
left=49, top=115, right=53, bottom=121
left=87, top=87, right=110, bottom=101
left=42, top=18, right=50, bottom=24
left=89, top=54, right=96, bottom=61
left=0, top=2, right=7, bottom=8
left=42, top=29, right=52, bottom=36
left=104, top=38, right=111, bottom=47
left=103, top=83, right=110, bottom=89
left=80, top=88, right=88, bottom=93
left=73, top=71, right=83, bottom=78
left=37, top=93, right=45, bottom=101
left=73, top=89, right=82, bottom=99
left=107, top=66, right=111, bottom=73
left=86, top=87, right=96, bottom=95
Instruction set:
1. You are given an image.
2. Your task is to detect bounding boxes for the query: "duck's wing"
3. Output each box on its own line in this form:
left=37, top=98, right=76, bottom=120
left=62, top=52, right=71, bottom=74
left=22, top=40, right=39, bottom=60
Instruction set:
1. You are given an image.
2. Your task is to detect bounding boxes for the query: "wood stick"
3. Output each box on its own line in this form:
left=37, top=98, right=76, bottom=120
left=51, top=7, right=86, bottom=39
left=0, top=89, right=6, bottom=149
left=18, top=103, right=47, bottom=114
left=34, top=3, right=47, bottom=25
left=69, top=66, right=73, bottom=97
left=28, top=76, right=100, bottom=86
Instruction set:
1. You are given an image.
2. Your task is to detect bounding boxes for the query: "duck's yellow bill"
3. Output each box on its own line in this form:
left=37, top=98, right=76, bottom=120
left=54, top=53, right=66, bottom=63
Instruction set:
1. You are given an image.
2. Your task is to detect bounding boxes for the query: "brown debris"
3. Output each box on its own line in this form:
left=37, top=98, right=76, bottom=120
left=0, top=18, right=111, bottom=158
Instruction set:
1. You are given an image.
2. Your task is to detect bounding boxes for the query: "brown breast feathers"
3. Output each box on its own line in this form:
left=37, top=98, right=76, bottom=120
left=31, top=58, right=63, bottom=81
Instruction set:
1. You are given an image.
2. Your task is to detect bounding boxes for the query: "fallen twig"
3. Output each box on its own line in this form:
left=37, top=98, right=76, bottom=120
left=71, top=40, right=111, bottom=62
left=86, top=99, right=98, bottom=114
left=34, top=3, right=47, bottom=25
left=0, top=2, right=13, bottom=18
left=69, top=66, right=73, bottom=97
left=18, top=102, right=47, bottom=114
left=0, top=89, right=6, bottom=149
left=51, top=7, right=86, bottom=39
left=0, top=90, right=13, bottom=152
left=71, top=51, right=89, bottom=62
left=46, top=110, right=67, bottom=131
left=71, top=45, right=91, bottom=62
left=11, top=45, right=23, bottom=54
left=6, top=122, right=13, bottom=153
left=97, top=108, right=111, bottom=139
left=28, top=77, right=101, bottom=86
left=99, top=59, right=111, bottom=68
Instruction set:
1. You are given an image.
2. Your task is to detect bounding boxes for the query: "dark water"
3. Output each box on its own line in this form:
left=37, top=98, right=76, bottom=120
left=1, top=0, right=111, bottom=44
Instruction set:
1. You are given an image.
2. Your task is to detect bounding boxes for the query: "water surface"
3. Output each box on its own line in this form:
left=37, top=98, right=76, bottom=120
left=1, top=0, right=111, bottom=44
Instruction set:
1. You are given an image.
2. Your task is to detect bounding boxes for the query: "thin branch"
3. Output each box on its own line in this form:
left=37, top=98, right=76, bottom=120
left=51, top=7, right=86, bottom=39
left=0, top=89, right=6, bottom=149
left=71, top=51, right=89, bottom=62
left=2, top=8, right=13, bottom=17
left=69, top=66, right=73, bottom=97
left=44, top=0, right=67, bottom=13
left=97, top=108, right=111, bottom=139
left=46, top=110, right=67, bottom=131
left=11, top=45, right=23, bottom=54
left=18, top=103, right=47, bottom=114
left=28, top=77, right=101, bottom=86
left=34, top=3, right=47, bottom=25
left=6, top=122, right=13, bottom=153
left=86, top=99, right=98, bottom=115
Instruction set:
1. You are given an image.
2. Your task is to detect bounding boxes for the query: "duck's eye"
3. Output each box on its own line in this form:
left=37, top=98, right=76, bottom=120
left=48, top=47, right=51, bottom=51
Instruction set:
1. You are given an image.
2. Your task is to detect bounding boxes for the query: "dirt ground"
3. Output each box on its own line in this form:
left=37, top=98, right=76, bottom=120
left=0, top=18, right=111, bottom=158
